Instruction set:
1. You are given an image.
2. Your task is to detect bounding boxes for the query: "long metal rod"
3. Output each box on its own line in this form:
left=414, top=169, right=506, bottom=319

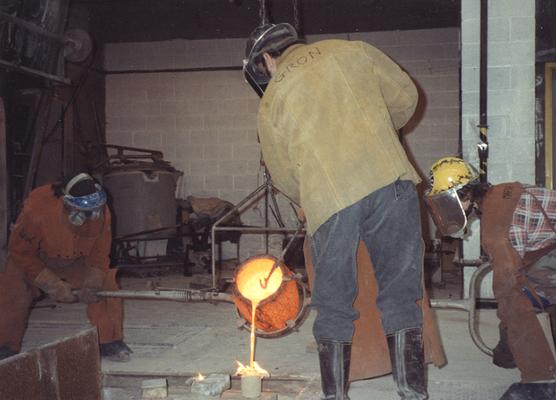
left=545, top=63, right=556, bottom=189
left=116, top=261, right=188, bottom=269
left=86, top=289, right=234, bottom=303
left=104, top=66, right=242, bottom=75
left=0, top=59, right=70, bottom=84
left=214, top=226, right=301, bottom=233
left=478, top=0, right=489, bottom=183
left=430, top=262, right=494, bottom=356
left=264, top=177, right=269, bottom=252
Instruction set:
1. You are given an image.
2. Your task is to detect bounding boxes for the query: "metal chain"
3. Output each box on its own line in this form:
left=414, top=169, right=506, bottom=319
left=258, top=0, right=301, bottom=31
left=259, top=0, right=268, bottom=25
left=293, top=0, right=300, bottom=31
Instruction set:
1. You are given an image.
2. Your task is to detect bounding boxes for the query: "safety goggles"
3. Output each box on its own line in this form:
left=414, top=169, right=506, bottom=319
left=63, top=184, right=107, bottom=211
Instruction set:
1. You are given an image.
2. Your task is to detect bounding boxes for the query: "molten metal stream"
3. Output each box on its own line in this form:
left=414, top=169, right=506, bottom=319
left=235, top=257, right=283, bottom=373
left=250, top=301, right=258, bottom=368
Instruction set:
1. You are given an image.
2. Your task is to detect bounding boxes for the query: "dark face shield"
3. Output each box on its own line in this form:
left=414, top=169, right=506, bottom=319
left=243, top=23, right=298, bottom=97
left=242, top=58, right=269, bottom=98
left=424, top=188, right=468, bottom=238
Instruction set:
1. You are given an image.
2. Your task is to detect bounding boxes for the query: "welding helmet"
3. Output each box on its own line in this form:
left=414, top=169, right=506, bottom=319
left=243, top=23, right=299, bottom=97
left=63, top=173, right=107, bottom=226
left=424, top=157, right=480, bottom=238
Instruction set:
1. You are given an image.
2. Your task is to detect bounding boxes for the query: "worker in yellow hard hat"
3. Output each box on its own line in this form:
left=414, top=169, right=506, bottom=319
left=425, top=156, right=556, bottom=399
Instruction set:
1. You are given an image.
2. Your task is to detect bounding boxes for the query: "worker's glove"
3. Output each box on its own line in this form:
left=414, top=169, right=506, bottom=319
left=34, top=268, right=77, bottom=303
left=78, top=267, right=105, bottom=304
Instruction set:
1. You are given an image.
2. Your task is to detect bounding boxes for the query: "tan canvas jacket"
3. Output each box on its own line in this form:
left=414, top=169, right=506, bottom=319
left=257, top=39, right=420, bottom=234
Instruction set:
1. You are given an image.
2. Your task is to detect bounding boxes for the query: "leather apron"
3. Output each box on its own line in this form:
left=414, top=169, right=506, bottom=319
left=481, top=182, right=556, bottom=382
left=304, top=239, right=446, bottom=381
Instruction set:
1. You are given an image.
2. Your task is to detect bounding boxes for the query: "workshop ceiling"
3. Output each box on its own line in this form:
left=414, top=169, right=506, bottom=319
left=78, top=0, right=461, bottom=44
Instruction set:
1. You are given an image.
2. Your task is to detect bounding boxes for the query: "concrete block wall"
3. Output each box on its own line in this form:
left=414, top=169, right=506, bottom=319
left=461, top=0, right=535, bottom=184
left=461, top=0, right=536, bottom=263
left=104, top=28, right=460, bottom=259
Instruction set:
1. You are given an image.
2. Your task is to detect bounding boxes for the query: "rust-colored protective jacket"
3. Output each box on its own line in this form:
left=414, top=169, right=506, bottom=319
left=481, top=182, right=556, bottom=382
left=0, top=184, right=122, bottom=352
left=9, top=184, right=111, bottom=282
left=257, top=40, right=420, bottom=234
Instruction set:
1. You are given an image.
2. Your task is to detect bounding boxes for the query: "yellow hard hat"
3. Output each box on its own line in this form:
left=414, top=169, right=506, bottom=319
left=427, top=156, right=479, bottom=196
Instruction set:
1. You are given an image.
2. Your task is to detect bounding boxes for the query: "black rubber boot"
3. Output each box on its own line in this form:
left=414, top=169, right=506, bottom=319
left=0, top=346, right=17, bottom=361
left=492, top=324, right=517, bottom=369
left=387, top=328, right=428, bottom=400
left=317, top=340, right=351, bottom=400
left=499, top=382, right=556, bottom=399
left=100, top=340, right=133, bottom=362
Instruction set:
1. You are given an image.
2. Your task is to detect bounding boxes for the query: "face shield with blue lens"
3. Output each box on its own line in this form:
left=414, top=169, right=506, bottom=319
left=63, top=173, right=107, bottom=226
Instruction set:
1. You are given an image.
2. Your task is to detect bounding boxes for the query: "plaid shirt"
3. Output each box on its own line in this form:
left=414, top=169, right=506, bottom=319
left=509, top=186, right=556, bottom=257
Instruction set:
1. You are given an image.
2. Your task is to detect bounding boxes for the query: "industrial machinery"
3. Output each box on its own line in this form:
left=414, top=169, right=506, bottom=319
left=0, top=0, right=92, bottom=84
left=95, top=144, right=246, bottom=276
left=94, top=144, right=189, bottom=272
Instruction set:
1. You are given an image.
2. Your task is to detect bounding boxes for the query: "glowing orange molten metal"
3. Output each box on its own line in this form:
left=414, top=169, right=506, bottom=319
left=233, top=256, right=300, bottom=333
left=235, top=360, right=269, bottom=378
left=235, top=257, right=284, bottom=303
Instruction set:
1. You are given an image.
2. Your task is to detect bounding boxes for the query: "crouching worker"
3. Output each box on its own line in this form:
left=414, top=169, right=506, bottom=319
left=0, top=173, right=132, bottom=362
left=424, top=156, right=556, bottom=399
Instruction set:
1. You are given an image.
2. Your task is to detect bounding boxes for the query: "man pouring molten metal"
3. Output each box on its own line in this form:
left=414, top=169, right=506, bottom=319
left=243, top=23, right=445, bottom=399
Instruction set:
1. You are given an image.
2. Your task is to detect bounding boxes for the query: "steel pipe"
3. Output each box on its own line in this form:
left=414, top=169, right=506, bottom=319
left=82, top=289, right=234, bottom=303
left=430, top=262, right=494, bottom=356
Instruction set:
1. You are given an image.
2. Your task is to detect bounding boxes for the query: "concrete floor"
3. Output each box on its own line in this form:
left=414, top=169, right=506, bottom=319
left=19, top=266, right=523, bottom=400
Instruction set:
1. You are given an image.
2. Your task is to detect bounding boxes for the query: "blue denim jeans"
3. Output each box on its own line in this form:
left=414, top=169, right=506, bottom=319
left=526, top=248, right=556, bottom=306
left=310, top=180, right=424, bottom=342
